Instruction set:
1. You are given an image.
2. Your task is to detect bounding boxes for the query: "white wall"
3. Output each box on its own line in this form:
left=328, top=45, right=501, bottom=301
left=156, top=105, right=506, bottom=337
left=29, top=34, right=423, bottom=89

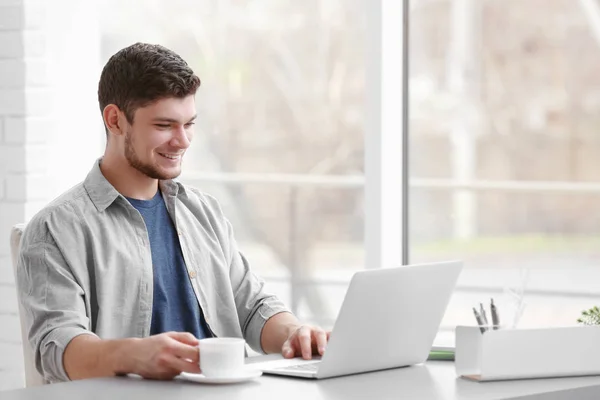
left=0, top=0, right=102, bottom=390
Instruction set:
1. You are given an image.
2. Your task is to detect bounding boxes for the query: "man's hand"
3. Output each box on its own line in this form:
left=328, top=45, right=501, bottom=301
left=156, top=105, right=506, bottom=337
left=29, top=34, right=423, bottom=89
left=125, top=332, right=201, bottom=379
left=260, top=312, right=330, bottom=359
left=281, top=325, right=331, bottom=360
left=64, top=331, right=201, bottom=381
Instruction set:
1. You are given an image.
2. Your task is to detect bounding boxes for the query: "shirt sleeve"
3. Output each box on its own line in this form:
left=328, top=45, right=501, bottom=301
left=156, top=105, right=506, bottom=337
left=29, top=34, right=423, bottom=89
left=16, top=222, right=98, bottom=383
left=223, top=219, right=291, bottom=353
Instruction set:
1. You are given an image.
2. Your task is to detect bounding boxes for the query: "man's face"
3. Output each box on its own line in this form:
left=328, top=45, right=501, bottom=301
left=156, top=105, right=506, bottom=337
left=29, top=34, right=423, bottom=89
left=123, top=96, right=196, bottom=180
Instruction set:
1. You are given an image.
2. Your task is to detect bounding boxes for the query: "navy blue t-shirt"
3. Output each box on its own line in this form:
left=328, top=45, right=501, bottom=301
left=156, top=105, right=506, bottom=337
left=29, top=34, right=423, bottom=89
left=127, top=190, right=210, bottom=339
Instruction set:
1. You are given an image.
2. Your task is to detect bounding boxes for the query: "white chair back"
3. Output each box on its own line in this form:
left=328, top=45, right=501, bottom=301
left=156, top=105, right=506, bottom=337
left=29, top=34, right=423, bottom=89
left=10, top=224, right=45, bottom=387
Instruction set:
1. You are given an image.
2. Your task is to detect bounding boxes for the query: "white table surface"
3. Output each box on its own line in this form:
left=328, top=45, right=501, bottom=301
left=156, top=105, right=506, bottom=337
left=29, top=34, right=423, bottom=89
left=3, top=355, right=600, bottom=400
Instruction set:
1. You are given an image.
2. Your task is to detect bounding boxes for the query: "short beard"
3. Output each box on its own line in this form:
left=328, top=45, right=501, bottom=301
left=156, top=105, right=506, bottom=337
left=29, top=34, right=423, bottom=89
left=124, top=130, right=180, bottom=180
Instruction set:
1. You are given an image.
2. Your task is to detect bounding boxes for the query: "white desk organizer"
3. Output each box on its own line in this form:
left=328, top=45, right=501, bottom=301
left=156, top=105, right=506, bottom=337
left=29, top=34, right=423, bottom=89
left=455, top=325, right=600, bottom=381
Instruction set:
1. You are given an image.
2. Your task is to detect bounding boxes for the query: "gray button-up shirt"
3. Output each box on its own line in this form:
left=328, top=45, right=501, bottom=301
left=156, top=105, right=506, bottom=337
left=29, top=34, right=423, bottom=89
left=16, top=159, right=289, bottom=383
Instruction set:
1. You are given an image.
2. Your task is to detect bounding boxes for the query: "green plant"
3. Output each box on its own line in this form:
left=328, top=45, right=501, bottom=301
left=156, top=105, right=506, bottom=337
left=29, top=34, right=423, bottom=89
left=577, top=306, right=600, bottom=325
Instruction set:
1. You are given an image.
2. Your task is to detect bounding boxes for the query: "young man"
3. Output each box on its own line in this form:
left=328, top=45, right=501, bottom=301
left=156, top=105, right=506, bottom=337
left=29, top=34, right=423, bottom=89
left=16, top=43, right=328, bottom=383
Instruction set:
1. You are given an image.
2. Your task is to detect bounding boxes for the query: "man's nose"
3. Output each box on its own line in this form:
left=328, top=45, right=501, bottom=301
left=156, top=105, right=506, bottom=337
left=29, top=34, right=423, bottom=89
left=171, top=125, right=191, bottom=148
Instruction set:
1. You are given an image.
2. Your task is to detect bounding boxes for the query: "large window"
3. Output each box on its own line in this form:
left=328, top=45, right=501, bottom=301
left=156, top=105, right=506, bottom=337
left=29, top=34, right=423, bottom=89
left=410, top=0, right=600, bottom=344
left=99, top=0, right=366, bottom=329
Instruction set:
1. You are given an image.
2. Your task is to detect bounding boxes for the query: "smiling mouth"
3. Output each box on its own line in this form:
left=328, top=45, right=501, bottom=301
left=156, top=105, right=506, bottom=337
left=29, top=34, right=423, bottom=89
left=158, top=152, right=182, bottom=160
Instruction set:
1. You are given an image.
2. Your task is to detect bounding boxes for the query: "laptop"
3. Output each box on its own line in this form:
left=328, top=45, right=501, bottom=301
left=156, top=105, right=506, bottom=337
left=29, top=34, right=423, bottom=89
left=253, top=261, right=462, bottom=379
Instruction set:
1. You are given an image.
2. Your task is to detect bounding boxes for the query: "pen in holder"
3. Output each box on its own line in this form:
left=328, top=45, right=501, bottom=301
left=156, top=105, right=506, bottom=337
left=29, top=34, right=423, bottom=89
left=472, top=269, right=529, bottom=332
left=472, top=299, right=503, bottom=333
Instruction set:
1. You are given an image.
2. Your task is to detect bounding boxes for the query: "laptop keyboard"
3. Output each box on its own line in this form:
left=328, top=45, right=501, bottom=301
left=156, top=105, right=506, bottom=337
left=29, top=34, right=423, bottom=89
left=277, top=362, right=320, bottom=372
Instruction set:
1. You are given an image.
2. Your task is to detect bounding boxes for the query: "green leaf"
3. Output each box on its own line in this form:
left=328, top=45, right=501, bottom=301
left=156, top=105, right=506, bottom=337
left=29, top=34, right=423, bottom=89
left=577, top=306, right=600, bottom=325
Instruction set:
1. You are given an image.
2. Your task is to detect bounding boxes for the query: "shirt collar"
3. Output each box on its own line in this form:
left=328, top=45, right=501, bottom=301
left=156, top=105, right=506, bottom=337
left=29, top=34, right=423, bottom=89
left=83, top=158, right=187, bottom=212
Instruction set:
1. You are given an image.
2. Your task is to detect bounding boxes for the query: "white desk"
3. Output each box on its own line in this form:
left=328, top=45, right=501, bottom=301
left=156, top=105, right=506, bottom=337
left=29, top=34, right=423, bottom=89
left=3, top=358, right=600, bottom=400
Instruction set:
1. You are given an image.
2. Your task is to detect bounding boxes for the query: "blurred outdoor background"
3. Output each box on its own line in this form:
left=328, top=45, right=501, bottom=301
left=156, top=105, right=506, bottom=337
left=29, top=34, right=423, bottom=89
left=411, top=0, right=600, bottom=342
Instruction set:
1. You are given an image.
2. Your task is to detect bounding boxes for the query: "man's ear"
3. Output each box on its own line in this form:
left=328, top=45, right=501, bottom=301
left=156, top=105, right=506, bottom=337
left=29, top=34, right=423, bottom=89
left=103, top=104, right=125, bottom=137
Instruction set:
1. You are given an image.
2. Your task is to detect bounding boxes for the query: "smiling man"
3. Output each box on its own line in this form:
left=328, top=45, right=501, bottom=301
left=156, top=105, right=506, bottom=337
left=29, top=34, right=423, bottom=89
left=16, top=43, right=328, bottom=383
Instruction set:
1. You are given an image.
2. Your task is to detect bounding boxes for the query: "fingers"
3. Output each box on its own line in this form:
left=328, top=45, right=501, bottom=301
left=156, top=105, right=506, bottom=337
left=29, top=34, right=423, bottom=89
left=170, top=341, right=200, bottom=364
left=282, top=326, right=331, bottom=359
left=312, top=328, right=328, bottom=356
left=159, top=354, right=200, bottom=375
left=282, top=339, right=296, bottom=359
left=146, top=365, right=181, bottom=381
left=151, top=371, right=180, bottom=381
left=297, top=326, right=313, bottom=360
left=166, top=331, right=199, bottom=346
left=160, top=333, right=200, bottom=364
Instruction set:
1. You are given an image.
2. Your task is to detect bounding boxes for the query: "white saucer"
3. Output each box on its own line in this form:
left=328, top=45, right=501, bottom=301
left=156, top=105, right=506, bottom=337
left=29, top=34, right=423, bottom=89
left=180, top=369, right=263, bottom=384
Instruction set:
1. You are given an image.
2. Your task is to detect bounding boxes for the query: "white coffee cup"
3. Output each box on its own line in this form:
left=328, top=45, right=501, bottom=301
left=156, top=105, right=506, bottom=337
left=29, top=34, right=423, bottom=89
left=198, top=337, right=246, bottom=378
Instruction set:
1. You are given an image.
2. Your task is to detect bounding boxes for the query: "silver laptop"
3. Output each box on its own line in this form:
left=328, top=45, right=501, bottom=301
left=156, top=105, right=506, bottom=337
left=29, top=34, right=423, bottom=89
left=253, top=261, right=462, bottom=379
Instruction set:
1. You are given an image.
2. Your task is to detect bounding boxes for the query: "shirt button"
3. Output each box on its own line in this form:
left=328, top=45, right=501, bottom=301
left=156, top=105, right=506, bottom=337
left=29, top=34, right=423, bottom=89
left=177, top=230, right=182, bottom=236
left=189, top=270, right=197, bottom=279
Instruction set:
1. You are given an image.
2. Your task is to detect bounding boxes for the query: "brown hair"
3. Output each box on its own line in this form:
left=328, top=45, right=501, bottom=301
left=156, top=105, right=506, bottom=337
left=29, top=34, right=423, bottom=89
left=98, top=42, right=201, bottom=136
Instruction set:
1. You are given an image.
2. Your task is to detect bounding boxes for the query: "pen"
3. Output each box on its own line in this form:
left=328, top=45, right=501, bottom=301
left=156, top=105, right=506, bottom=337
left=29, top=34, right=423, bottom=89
left=473, top=307, right=487, bottom=333
left=491, top=298, right=500, bottom=330
left=479, top=303, right=489, bottom=327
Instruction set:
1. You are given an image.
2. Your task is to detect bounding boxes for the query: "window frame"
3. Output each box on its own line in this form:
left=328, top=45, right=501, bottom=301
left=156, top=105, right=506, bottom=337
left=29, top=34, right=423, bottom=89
left=364, top=0, right=409, bottom=270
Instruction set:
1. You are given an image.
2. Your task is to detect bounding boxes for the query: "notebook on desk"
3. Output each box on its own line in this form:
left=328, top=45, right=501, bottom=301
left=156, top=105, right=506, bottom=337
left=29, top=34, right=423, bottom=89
left=252, top=261, right=463, bottom=379
left=428, top=349, right=455, bottom=361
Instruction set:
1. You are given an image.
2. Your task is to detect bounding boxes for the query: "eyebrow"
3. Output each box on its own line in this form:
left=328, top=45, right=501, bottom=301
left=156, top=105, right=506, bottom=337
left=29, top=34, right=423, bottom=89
left=152, top=115, right=197, bottom=123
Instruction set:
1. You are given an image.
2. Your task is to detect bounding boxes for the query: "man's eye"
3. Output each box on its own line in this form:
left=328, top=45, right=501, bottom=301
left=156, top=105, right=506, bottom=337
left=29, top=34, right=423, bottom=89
left=185, top=122, right=195, bottom=128
left=155, top=124, right=170, bottom=128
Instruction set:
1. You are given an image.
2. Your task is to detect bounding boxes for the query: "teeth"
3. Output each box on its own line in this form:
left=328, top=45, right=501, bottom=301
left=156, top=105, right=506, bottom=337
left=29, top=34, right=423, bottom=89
left=160, top=153, right=180, bottom=160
